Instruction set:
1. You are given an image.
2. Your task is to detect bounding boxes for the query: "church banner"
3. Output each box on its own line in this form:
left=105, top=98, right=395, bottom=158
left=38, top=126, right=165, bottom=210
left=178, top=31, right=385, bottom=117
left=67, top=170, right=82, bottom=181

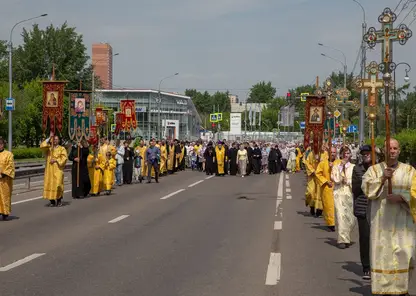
left=89, top=125, right=98, bottom=145
left=114, top=112, right=125, bottom=135
left=42, top=80, right=68, bottom=135
left=120, top=100, right=137, bottom=130
left=68, top=91, right=91, bottom=141
left=95, top=107, right=104, bottom=126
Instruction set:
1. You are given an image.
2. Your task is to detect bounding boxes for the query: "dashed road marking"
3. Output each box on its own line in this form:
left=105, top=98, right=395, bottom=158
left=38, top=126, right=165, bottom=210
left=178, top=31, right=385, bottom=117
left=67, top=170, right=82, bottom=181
left=108, top=215, right=130, bottom=224
left=286, top=195, right=292, bottom=200
left=285, top=180, right=290, bottom=187
left=12, top=190, right=71, bottom=205
left=0, top=253, right=46, bottom=272
left=286, top=188, right=291, bottom=193
left=285, top=174, right=289, bottom=180
left=277, top=173, right=283, bottom=200
left=160, top=189, right=186, bottom=200
left=265, top=252, right=281, bottom=285
left=188, top=180, right=204, bottom=188
left=205, top=175, right=215, bottom=180
left=274, top=221, right=282, bottom=230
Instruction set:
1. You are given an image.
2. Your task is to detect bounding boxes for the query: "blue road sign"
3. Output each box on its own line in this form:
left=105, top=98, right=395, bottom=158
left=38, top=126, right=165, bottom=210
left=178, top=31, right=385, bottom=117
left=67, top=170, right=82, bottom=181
left=300, top=121, right=306, bottom=129
left=5, top=98, right=15, bottom=111
left=347, top=125, right=358, bottom=133
left=210, top=113, right=218, bottom=122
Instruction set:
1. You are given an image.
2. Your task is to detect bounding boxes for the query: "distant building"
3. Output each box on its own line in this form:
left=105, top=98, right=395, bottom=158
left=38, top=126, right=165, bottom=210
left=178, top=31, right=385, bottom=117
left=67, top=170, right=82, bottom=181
left=231, top=102, right=267, bottom=113
left=92, top=43, right=114, bottom=89
left=229, top=94, right=239, bottom=104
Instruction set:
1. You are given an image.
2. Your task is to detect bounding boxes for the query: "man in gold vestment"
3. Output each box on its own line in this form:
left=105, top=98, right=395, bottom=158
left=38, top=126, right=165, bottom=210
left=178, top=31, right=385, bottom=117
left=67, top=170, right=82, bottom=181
left=40, top=134, right=68, bottom=207
left=362, top=139, right=416, bottom=295
left=159, top=140, right=168, bottom=176
left=295, top=144, right=303, bottom=172
left=0, top=138, right=15, bottom=220
left=315, top=146, right=337, bottom=231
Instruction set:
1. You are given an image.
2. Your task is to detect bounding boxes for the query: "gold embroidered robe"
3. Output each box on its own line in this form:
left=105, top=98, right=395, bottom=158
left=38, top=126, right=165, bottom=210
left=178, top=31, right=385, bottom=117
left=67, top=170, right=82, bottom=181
left=160, top=145, right=167, bottom=174
left=315, top=159, right=335, bottom=226
left=362, top=162, right=416, bottom=295
left=0, top=150, right=15, bottom=215
left=103, top=158, right=116, bottom=190
left=87, top=153, right=104, bottom=194
left=331, top=160, right=356, bottom=244
left=168, top=145, right=175, bottom=171
left=215, top=146, right=226, bottom=175
left=40, top=140, right=68, bottom=200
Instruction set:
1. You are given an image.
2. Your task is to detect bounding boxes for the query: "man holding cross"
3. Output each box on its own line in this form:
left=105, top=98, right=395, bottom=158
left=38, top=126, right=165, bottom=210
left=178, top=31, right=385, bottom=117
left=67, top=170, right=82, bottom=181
left=362, top=138, right=416, bottom=296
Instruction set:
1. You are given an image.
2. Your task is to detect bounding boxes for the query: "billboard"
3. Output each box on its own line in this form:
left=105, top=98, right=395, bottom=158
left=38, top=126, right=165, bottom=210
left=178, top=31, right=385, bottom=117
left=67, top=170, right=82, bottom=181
left=230, top=113, right=242, bottom=134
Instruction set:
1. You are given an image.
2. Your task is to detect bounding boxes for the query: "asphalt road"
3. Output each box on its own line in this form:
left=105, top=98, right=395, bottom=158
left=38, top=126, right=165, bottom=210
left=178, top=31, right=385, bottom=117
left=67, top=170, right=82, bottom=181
left=1, top=170, right=281, bottom=296
left=4, top=170, right=407, bottom=296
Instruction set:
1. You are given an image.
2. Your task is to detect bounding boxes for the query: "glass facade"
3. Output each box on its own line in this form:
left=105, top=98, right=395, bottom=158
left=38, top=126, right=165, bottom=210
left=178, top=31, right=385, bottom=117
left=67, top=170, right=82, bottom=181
left=95, top=89, right=202, bottom=140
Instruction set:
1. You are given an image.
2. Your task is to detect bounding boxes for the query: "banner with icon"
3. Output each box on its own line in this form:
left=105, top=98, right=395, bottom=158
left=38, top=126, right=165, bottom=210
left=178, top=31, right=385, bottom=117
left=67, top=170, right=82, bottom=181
left=42, top=80, right=68, bottom=135
left=120, top=100, right=137, bottom=130
left=68, top=91, right=91, bottom=141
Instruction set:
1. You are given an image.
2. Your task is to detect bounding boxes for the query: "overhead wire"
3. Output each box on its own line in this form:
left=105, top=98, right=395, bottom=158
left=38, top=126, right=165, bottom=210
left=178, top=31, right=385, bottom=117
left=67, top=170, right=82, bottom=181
left=396, top=0, right=412, bottom=19
left=395, top=0, right=405, bottom=13
left=398, top=3, right=416, bottom=24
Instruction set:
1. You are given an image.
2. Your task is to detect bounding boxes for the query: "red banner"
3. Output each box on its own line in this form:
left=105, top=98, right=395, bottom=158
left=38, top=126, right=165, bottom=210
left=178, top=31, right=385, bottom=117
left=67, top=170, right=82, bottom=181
left=88, top=125, right=98, bottom=145
left=114, top=112, right=125, bottom=135
left=95, top=107, right=104, bottom=125
left=42, top=81, right=68, bottom=135
left=120, top=100, right=137, bottom=130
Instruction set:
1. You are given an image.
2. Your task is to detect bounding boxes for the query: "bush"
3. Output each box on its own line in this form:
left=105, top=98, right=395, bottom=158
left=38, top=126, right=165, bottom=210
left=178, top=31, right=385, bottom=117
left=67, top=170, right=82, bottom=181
left=12, top=147, right=43, bottom=159
left=370, top=129, right=416, bottom=165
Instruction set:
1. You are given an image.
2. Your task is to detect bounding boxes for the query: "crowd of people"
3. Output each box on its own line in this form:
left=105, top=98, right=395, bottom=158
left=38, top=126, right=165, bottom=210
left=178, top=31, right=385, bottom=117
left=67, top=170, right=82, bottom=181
left=302, top=139, right=416, bottom=296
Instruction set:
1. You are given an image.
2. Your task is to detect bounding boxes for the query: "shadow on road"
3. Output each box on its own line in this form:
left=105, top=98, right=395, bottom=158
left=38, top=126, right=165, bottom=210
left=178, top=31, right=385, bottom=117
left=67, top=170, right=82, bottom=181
left=338, top=278, right=372, bottom=295
left=339, top=261, right=363, bottom=277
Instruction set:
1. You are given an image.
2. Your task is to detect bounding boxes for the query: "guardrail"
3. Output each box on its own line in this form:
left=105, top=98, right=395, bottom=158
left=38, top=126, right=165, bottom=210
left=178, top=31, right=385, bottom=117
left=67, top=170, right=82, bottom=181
left=15, top=163, right=72, bottom=189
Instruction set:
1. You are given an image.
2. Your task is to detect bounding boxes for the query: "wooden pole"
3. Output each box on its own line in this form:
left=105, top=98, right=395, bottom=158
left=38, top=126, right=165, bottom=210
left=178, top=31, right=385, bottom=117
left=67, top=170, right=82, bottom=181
left=384, top=77, right=393, bottom=194
left=370, top=119, right=376, bottom=166
left=315, top=76, right=319, bottom=88
left=79, top=80, right=82, bottom=91
left=52, top=64, right=56, bottom=81
left=77, top=144, right=80, bottom=188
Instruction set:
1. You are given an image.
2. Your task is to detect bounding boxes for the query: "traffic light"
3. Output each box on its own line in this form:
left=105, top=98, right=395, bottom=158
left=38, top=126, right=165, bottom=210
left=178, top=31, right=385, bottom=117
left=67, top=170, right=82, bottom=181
left=211, top=123, right=216, bottom=128
left=286, top=92, right=291, bottom=99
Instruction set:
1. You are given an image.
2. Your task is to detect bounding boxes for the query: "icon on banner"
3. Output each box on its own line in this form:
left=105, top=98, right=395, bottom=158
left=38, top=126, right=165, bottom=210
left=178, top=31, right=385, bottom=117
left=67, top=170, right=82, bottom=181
left=334, top=109, right=341, bottom=118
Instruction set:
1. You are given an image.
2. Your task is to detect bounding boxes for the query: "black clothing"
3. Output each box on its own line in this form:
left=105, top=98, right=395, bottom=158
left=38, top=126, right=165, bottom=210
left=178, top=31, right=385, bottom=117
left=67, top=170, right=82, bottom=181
left=204, top=146, right=215, bottom=175
left=123, top=146, right=134, bottom=184
left=228, top=147, right=238, bottom=175
left=223, top=144, right=229, bottom=174
left=147, top=159, right=159, bottom=182
left=352, top=163, right=370, bottom=218
left=68, top=145, right=91, bottom=198
left=252, top=147, right=262, bottom=174
left=268, top=148, right=278, bottom=174
left=174, top=144, right=181, bottom=172
left=214, top=147, right=227, bottom=176
left=357, top=217, right=371, bottom=272
left=275, top=148, right=283, bottom=173
left=352, top=162, right=371, bottom=273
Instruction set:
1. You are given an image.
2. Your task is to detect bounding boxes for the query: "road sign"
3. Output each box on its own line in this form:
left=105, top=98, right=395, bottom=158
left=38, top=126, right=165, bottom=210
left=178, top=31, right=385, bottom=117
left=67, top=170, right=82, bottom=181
left=299, top=121, right=306, bottom=129
left=334, top=109, right=341, bottom=118
left=210, top=113, right=218, bottom=122
left=5, top=98, right=15, bottom=111
left=217, top=113, right=223, bottom=121
left=347, top=125, right=358, bottom=133
left=300, top=93, right=309, bottom=102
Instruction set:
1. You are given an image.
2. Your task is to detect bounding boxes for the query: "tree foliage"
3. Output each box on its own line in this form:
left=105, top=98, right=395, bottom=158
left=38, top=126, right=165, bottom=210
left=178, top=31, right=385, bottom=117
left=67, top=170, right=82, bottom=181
left=247, top=81, right=276, bottom=103
left=185, top=89, right=231, bottom=115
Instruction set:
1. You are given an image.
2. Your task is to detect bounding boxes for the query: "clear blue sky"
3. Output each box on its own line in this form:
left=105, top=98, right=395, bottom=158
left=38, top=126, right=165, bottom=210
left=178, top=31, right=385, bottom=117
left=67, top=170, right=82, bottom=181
left=1, top=0, right=414, bottom=100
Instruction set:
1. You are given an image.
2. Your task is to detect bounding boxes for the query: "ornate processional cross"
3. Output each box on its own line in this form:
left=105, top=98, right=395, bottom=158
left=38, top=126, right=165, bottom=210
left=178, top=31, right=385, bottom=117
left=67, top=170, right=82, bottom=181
left=364, top=7, right=412, bottom=68
left=354, top=61, right=384, bottom=109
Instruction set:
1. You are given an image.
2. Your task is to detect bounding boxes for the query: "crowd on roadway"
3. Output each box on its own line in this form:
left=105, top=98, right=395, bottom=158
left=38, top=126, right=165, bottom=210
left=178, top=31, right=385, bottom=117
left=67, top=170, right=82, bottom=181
left=301, top=139, right=416, bottom=296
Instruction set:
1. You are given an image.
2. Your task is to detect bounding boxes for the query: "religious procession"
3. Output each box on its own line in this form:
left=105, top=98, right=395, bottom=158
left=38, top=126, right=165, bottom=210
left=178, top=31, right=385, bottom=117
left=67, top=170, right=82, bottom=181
left=3, top=2, right=416, bottom=296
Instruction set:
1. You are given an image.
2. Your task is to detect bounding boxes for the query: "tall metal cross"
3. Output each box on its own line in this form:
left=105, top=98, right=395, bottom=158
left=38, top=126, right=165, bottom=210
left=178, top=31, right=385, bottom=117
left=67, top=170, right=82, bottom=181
left=363, top=8, right=412, bottom=68
left=353, top=61, right=384, bottom=107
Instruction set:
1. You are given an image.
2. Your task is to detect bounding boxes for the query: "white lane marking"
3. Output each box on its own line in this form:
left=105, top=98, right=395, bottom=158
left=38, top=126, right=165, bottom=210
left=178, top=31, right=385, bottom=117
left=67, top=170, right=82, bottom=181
left=277, top=173, right=283, bottom=200
left=286, top=188, right=291, bottom=193
left=188, top=180, right=204, bottom=188
left=160, top=189, right=186, bottom=200
left=205, top=175, right=215, bottom=180
left=108, top=215, right=130, bottom=224
left=286, top=195, right=292, bottom=200
left=275, top=199, right=282, bottom=216
left=265, top=252, right=281, bottom=285
left=285, top=180, right=290, bottom=187
left=274, top=221, right=282, bottom=230
left=0, top=253, right=46, bottom=272
left=12, top=190, right=71, bottom=205
left=285, top=174, right=289, bottom=180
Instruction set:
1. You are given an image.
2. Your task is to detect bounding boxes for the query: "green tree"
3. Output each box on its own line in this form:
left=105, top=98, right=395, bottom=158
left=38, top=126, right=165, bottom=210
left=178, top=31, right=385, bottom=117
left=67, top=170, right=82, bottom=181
left=12, top=23, right=91, bottom=90
left=248, top=81, right=276, bottom=103
left=0, top=41, right=8, bottom=82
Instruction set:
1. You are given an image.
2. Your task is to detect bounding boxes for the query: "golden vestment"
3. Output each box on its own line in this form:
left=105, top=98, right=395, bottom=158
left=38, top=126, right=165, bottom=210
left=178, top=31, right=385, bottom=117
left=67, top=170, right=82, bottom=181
left=0, top=150, right=15, bottom=215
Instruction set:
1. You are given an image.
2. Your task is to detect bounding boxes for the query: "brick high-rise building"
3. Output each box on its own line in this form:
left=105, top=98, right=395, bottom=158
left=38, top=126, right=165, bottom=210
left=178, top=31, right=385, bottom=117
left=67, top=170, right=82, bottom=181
left=92, top=43, right=114, bottom=89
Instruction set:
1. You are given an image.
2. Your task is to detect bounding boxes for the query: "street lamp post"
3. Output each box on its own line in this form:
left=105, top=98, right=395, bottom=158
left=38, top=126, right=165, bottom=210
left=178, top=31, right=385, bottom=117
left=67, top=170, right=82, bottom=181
left=8, top=14, right=47, bottom=151
left=318, top=43, right=347, bottom=88
left=156, top=73, right=179, bottom=140
left=393, top=62, right=411, bottom=134
left=351, top=0, right=367, bottom=144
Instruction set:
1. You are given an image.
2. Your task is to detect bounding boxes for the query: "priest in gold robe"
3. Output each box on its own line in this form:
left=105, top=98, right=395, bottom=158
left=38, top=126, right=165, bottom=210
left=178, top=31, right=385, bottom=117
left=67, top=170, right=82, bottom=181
left=0, top=138, right=15, bottom=220
left=215, top=141, right=227, bottom=176
left=315, top=146, right=337, bottom=231
left=87, top=144, right=104, bottom=195
left=40, top=134, right=68, bottom=207
left=363, top=139, right=416, bottom=295
left=159, top=140, right=168, bottom=176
